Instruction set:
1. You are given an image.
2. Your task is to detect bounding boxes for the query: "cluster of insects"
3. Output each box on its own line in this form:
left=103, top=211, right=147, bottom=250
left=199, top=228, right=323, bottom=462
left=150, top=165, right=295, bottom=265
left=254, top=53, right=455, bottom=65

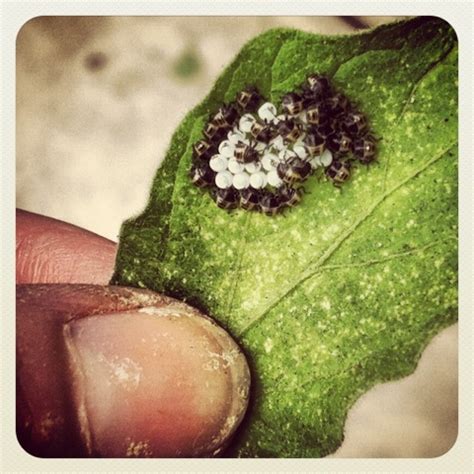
left=190, top=73, right=378, bottom=215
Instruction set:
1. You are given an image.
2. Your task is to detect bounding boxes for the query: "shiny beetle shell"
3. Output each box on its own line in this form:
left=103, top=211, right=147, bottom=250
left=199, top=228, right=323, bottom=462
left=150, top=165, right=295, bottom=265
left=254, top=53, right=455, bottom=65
left=278, top=186, right=302, bottom=208
left=240, top=188, right=261, bottom=211
left=303, top=129, right=326, bottom=156
left=343, top=112, right=368, bottom=136
left=353, top=136, right=377, bottom=164
left=325, top=160, right=351, bottom=186
left=213, top=187, right=240, bottom=209
left=316, top=119, right=338, bottom=139
left=277, top=157, right=312, bottom=184
left=236, top=86, right=262, bottom=112
left=306, top=74, right=331, bottom=97
left=277, top=118, right=302, bottom=144
left=327, top=132, right=353, bottom=155
left=325, top=93, right=349, bottom=117
left=213, top=104, right=239, bottom=129
left=203, top=121, right=228, bottom=144
left=281, top=92, right=304, bottom=116
left=234, top=141, right=259, bottom=164
left=259, top=191, right=281, bottom=216
left=190, top=161, right=215, bottom=188
left=306, top=101, right=329, bottom=127
left=250, top=120, right=274, bottom=143
left=193, top=139, right=216, bottom=161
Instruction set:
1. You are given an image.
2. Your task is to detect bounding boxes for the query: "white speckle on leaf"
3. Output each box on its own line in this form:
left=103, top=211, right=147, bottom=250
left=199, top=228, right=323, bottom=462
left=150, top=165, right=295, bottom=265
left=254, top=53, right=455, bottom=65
left=264, top=338, right=274, bottom=354
left=320, top=298, right=331, bottom=311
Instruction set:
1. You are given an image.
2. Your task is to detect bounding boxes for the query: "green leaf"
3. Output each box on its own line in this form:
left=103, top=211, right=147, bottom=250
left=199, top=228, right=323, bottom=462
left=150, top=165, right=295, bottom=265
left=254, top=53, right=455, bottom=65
left=112, top=17, right=458, bottom=457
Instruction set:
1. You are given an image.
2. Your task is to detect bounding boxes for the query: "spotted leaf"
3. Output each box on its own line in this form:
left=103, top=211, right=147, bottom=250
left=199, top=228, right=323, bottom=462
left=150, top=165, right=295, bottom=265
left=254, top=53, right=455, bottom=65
left=112, top=17, right=458, bottom=457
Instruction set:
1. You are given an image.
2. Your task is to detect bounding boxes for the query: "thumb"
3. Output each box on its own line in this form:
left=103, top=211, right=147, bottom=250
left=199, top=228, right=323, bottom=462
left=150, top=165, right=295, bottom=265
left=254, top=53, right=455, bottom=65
left=17, top=284, right=250, bottom=458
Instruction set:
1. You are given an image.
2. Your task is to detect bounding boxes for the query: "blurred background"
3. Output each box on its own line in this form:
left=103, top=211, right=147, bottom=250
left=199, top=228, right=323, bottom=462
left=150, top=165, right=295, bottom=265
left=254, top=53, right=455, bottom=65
left=16, top=16, right=457, bottom=458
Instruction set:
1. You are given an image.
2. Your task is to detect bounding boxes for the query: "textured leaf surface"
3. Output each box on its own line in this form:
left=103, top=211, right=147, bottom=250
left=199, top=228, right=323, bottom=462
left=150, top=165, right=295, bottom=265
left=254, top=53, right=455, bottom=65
left=112, top=17, right=458, bottom=457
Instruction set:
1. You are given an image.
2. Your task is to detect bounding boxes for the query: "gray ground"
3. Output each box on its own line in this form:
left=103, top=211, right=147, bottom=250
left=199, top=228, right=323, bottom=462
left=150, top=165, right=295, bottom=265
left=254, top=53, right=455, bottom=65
left=16, top=16, right=457, bottom=458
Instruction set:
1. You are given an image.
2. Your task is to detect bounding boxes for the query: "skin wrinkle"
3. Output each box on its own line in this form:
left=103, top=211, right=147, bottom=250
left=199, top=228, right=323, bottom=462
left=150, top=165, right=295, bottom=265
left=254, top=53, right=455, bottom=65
left=16, top=209, right=117, bottom=284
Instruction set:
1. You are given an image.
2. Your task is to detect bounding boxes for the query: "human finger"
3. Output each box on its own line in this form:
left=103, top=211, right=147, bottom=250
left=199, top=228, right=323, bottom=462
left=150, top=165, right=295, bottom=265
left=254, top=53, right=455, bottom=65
left=16, top=209, right=117, bottom=284
left=16, top=284, right=250, bottom=457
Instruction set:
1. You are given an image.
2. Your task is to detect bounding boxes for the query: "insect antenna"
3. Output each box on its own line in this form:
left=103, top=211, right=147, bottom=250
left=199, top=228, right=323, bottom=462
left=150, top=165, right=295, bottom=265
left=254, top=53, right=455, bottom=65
left=368, top=134, right=383, bottom=142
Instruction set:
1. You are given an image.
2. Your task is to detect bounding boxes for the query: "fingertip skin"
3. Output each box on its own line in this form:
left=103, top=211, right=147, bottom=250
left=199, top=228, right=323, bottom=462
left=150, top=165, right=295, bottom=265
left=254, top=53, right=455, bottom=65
left=16, top=285, right=169, bottom=457
left=16, top=284, right=250, bottom=458
left=16, top=209, right=117, bottom=284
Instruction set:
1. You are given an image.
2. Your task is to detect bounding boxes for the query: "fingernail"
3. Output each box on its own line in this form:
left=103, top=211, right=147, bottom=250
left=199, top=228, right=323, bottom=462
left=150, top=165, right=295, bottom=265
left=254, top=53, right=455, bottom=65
left=64, top=304, right=250, bottom=457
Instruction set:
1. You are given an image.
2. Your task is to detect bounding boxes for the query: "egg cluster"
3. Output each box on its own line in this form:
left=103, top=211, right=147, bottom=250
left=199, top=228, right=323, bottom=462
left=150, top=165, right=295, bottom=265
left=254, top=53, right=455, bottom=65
left=190, top=73, right=377, bottom=215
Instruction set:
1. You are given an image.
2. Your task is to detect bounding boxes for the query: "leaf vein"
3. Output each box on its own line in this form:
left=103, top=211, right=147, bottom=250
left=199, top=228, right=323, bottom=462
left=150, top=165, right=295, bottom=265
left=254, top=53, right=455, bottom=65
left=238, top=141, right=457, bottom=337
left=381, top=43, right=456, bottom=193
left=226, top=212, right=253, bottom=315
left=319, top=236, right=457, bottom=272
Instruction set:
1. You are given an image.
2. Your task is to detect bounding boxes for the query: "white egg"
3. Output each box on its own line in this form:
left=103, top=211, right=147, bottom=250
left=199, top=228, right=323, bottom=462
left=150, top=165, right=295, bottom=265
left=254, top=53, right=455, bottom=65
left=279, top=149, right=296, bottom=161
left=255, top=141, right=267, bottom=152
left=239, top=114, right=256, bottom=133
left=228, top=158, right=245, bottom=174
left=249, top=172, right=267, bottom=189
left=270, top=135, right=285, bottom=151
left=320, top=149, right=333, bottom=167
left=245, top=161, right=262, bottom=174
left=215, top=171, right=233, bottom=189
left=262, top=153, right=279, bottom=171
left=228, top=127, right=247, bottom=143
left=233, top=172, right=250, bottom=190
left=218, top=140, right=235, bottom=157
left=310, top=156, right=322, bottom=169
left=209, top=155, right=228, bottom=172
left=258, top=102, right=277, bottom=122
left=267, top=170, right=283, bottom=187
left=293, top=145, right=308, bottom=159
